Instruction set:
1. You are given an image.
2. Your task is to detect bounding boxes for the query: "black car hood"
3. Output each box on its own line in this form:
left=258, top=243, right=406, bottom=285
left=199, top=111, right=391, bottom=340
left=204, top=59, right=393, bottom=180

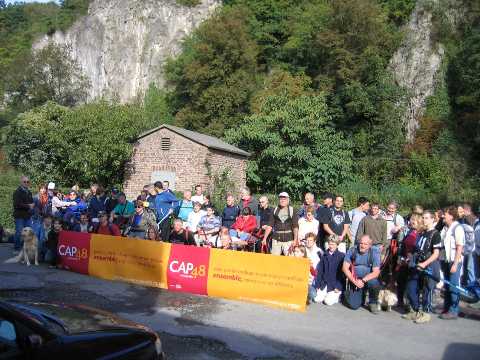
left=8, top=302, right=154, bottom=336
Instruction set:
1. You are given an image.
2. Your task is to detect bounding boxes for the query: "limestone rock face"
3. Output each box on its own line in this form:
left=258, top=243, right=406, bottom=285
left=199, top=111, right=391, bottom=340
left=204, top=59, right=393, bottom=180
left=34, top=0, right=219, bottom=102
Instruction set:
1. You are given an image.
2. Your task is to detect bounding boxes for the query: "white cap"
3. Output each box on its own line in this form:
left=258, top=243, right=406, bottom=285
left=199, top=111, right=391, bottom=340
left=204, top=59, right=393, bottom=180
left=47, top=182, right=55, bottom=190
left=278, top=192, right=289, bottom=198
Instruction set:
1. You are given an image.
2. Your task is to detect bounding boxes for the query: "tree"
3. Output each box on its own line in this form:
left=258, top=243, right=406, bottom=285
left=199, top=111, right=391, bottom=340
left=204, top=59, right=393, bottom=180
left=5, top=42, right=89, bottom=112
left=226, top=92, right=353, bottom=197
left=165, top=6, right=260, bottom=137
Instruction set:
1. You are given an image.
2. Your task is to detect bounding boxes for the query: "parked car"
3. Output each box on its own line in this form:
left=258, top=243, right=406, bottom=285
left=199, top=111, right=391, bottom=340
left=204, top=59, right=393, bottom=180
left=0, top=300, right=165, bottom=359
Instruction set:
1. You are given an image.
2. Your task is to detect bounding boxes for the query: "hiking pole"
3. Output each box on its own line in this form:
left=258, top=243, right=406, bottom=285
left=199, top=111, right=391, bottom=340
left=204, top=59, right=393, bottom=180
left=417, top=266, right=478, bottom=303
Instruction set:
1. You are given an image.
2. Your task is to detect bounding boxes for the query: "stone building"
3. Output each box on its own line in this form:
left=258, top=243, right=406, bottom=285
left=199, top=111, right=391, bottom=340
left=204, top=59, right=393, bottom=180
left=123, top=124, right=249, bottom=199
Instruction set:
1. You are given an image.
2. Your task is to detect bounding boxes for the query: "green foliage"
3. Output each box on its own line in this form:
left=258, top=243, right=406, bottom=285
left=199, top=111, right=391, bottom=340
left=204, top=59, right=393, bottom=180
left=176, top=0, right=201, bottom=6
left=143, top=83, right=174, bottom=125
left=5, top=43, right=89, bottom=113
left=226, top=92, right=353, bottom=197
left=166, top=6, right=260, bottom=137
left=205, top=165, right=236, bottom=211
left=0, top=153, right=20, bottom=229
left=378, top=0, right=416, bottom=25
left=3, top=101, right=157, bottom=187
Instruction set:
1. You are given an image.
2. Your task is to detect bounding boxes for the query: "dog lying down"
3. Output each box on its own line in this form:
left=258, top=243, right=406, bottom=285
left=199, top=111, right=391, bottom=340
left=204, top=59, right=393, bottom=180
left=4, top=227, right=39, bottom=266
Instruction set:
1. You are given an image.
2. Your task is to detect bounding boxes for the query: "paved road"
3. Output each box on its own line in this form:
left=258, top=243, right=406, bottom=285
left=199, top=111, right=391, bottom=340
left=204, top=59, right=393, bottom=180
left=1, top=243, right=479, bottom=360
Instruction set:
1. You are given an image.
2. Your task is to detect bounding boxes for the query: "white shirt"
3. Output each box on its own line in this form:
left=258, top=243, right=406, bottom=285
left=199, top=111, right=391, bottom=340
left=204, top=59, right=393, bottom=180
left=298, top=217, right=319, bottom=241
left=384, top=213, right=405, bottom=240
left=191, top=194, right=205, bottom=205
left=440, top=221, right=465, bottom=262
left=306, top=245, right=322, bottom=269
left=186, top=210, right=206, bottom=231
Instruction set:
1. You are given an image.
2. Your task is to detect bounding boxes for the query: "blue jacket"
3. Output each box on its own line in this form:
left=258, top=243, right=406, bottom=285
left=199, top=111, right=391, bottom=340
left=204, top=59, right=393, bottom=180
left=222, top=205, right=240, bottom=229
left=88, top=195, right=107, bottom=218
left=154, top=190, right=179, bottom=222
left=315, top=250, right=345, bottom=292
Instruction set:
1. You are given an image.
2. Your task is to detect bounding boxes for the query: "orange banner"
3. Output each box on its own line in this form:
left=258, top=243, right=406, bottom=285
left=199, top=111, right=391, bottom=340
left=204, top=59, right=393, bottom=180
left=89, top=234, right=170, bottom=289
left=207, top=248, right=309, bottom=311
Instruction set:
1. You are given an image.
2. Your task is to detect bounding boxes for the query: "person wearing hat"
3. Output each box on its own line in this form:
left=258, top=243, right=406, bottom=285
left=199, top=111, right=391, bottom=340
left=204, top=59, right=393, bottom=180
left=262, top=192, right=299, bottom=256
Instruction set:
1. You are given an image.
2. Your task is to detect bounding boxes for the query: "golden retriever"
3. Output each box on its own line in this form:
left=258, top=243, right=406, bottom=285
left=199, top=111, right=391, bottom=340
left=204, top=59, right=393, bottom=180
left=5, top=227, right=39, bottom=266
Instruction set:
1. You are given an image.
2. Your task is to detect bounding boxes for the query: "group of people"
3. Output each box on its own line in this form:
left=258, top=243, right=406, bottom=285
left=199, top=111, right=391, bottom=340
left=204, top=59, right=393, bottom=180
left=11, top=176, right=480, bottom=320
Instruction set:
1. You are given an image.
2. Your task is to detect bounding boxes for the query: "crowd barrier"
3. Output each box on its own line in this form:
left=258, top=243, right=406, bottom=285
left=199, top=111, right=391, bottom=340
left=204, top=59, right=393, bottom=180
left=58, top=231, right=310, bottom=311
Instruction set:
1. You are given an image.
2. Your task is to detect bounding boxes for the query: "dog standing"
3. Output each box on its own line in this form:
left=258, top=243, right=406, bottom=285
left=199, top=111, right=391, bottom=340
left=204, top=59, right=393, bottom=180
left=4, top=227, right=39, bottom=266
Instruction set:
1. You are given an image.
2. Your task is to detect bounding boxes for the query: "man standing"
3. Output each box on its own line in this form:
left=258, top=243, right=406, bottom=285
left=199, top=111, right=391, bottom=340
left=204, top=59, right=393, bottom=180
left=221, top=194, right=240, bottom=229
left=13, top=176, right=34, bottom=251
left=191, top=184, right=205, bottom=205
left=239, top=187, right=258, bottom=215
left=316, top=192, right=334, bottom=248
left=356, top=203, right=388, bottom=251
left=322, top=195, right=351, bottom=253
left=262, top=192, right=298, bottom=256
left=384, top=201, right=405, bottom=243
left=298, top=192, right=319, bottom=218
left=343, top=235, right=382, bottom=313
left=349, top=197, right=370, bottom=241
left=176, top=191, right=194, bottom=222
left=154, top=181, right=178, bottom=241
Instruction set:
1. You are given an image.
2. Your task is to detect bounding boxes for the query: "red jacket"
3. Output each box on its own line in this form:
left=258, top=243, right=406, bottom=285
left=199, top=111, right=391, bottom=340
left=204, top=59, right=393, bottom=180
left=231, top=215, right=257, bottom=234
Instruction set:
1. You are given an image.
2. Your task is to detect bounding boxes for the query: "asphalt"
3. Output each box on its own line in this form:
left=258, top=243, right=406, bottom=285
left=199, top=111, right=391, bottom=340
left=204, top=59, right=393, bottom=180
left=1, top=243, right=479, bottom=360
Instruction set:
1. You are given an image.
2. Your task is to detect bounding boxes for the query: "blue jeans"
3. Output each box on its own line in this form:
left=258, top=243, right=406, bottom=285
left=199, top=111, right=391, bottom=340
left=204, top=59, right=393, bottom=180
left=344, top=278, right=381, bottom=309
left=463, top=254, right=477, bottom=285
left=406, top=261, right=440, bottom=312
left=308, top=285, right=317, bottom=302
left=14, top=217, right=32, bottom=250
left=229, top=229, right=250, bottom=241
left=441, top=260, right=463, bottom=314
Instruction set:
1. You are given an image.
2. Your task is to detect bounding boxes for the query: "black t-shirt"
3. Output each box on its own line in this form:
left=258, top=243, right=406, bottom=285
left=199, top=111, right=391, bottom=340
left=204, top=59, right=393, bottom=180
left=326, top=208, right=351, bottom=236
left=168, top=230, right=195, bottom=246
left=416, top=229, right=441, bottom=259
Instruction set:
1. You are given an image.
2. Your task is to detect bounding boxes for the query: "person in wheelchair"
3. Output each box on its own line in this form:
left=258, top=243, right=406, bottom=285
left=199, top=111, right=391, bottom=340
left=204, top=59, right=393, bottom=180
left=196, top=205, right=221, bottom=247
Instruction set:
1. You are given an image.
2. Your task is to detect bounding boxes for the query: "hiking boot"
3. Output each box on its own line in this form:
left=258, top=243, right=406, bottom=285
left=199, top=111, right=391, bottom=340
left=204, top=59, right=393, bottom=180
left=402, top=310, right=419, bottom=320
left=439, top=312, right=458, bottom=320
left=414, top=311, right=431, bottom=324
left=369, top=304, right=380, bottom=314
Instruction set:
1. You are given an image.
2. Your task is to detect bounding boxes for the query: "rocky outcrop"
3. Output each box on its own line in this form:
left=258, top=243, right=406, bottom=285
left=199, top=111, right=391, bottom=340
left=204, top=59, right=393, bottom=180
left=34, top=0, right=219, bottom=102
left=389, top=0, right=444, bottom=141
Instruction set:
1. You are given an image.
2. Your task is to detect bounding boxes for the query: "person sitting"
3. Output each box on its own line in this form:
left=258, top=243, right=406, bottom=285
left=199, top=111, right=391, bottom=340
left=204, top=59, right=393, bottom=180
left=314, top=235, right=345, bottom=305
left=229, top=207, right=257, bottom=248
left=298, top=206, right=319, bottom=243
left=63, top=190, right=87, bottom=226
left=176, top=191, right=194, bottom=222
left=218, top=227, right=234, bottom=250
left=72, top=212, right=92, bottom=233
left=196, top=206, right=221, bottom=247
left=127, top=200, right=157, bottom=239
left=342, top=235, right=382, bottom=313
left=146, top=225, right=161, bottom=241
left=110, top=192, right=135, bottom=234
left=51, top=190, right=76, bottom=218
left=221, top=194, right=240, bottom=229
left=186, top=202, right=206, bottom=233
left=93, top=211, right=121, bottom=236
left=305, top=232, right=322, bottom=269
left=169, top=219, right=195, bottom=245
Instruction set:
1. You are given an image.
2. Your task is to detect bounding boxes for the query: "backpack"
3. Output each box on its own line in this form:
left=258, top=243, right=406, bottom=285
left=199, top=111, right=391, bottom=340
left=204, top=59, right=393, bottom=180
left=351, top=247, right=374, bottom=269
left=273, top=206, right=294, bottom=222
left=457, top=223, right=476, bottom=255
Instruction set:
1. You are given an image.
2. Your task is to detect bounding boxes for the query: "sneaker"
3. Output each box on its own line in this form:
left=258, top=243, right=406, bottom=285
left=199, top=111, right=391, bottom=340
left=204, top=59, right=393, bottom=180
left=369, top=304, right=380, bottom=314
left=439, top=312, right=458, bottom=320
left=414, top=311, right=431, bottom=324
left=402, top=310, right=419, bottom=320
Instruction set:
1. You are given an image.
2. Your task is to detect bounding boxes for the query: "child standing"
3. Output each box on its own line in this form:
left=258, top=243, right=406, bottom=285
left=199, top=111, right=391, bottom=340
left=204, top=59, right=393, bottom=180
left=294, top=245, right=318, bottom=303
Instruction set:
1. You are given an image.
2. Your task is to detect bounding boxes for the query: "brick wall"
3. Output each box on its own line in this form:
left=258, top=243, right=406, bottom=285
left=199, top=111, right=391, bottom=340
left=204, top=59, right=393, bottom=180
left=123, top=128, right=248, bottom=200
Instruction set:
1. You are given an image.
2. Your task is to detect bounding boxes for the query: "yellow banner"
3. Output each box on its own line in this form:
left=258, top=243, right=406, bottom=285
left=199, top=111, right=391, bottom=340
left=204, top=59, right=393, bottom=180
left=89, top=235, right=170, bottom=289
left=207, top=249, right=309, bottom=311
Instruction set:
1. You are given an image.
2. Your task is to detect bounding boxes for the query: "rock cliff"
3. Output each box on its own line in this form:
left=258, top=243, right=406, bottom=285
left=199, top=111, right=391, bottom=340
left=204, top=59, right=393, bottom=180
left=34, top=0, right=219, bottom=102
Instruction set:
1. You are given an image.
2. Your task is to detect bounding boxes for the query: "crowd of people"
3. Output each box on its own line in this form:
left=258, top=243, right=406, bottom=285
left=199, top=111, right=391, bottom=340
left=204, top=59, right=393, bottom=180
left=11, top=175, right=480, bottom=320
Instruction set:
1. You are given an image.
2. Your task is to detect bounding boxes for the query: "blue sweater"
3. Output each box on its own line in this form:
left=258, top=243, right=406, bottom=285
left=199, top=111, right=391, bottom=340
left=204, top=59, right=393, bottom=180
left=315, top=250, right=345, bottom=292
left=222, top=205, right=240, bottom=229
left=154, top=190, right=179, bottom=222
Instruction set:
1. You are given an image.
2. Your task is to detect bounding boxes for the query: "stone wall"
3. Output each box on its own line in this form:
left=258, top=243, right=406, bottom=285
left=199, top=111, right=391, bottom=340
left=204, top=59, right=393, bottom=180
left=123, top=127, right=247, bottom=200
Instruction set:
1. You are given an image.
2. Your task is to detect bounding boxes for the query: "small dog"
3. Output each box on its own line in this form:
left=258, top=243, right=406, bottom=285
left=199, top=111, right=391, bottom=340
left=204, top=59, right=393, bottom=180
left=378, top=289, right=398, bottom=311
left=5, top=227, right=39, bottom=266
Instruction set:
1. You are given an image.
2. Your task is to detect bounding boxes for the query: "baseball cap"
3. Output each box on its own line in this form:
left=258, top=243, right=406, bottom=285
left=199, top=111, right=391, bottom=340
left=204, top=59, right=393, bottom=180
left=47, top=182, right=55, bottom=190
left=278, top=192, right=290, bottom=198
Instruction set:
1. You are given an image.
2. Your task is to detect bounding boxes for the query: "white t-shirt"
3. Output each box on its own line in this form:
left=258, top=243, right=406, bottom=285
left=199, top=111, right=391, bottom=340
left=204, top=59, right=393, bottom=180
left=383, top=213, right=405, bottom=240
left=298, top=217, right=319, bottom=241
left=440, top=221, right=465, bottom=262
left=349, top=208, right=366, bottom=241
left=191, top=194, right=205, bottom=205
left=186, top=210, right=206, bottom=231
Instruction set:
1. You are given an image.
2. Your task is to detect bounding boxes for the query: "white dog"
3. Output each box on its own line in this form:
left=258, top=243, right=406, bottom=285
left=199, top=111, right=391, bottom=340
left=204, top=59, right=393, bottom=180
left=5, top=227, right=39, bottom=266
left=378, top=289, right=398, bottom=311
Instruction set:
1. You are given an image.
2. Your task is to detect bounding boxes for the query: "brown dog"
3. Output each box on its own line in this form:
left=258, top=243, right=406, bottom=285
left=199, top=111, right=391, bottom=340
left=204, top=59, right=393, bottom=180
left=5, top=227, right=39, bottom=266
